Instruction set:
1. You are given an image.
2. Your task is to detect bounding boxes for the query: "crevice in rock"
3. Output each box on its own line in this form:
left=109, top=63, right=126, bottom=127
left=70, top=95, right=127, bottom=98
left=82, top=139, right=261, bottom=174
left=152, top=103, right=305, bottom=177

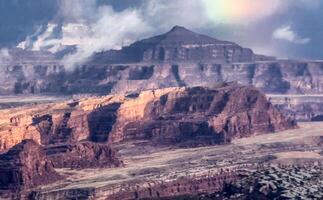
left=171, top=64, right=186, bottom=87
left=88, top=103, right=121, bottom=142
left=128, top=65, right=154, bottom=80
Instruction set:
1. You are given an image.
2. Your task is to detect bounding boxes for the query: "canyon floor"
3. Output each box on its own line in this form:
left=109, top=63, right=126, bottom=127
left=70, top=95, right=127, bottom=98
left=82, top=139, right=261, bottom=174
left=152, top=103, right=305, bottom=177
left=31, top=122, right=323, bottom=199
left=0, top=95, right=69, bottom=109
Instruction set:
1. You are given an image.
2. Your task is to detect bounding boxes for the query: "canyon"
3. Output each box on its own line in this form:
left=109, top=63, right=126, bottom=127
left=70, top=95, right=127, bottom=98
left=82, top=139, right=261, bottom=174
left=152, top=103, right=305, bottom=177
left=0, top=26, right=322, bottom=97
left=0, top=26, right=322, bottom=199
left=1, top=26, right=322, bottom=122
left=0, top=84, right=297, bottom=199
left=0, top=84, right=294, bottom=152
left=1, top=122, right=321, bottom=200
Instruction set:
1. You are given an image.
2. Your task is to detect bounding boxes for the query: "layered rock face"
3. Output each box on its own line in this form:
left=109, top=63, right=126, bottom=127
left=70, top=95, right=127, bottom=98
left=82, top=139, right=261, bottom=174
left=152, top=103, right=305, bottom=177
left=0, top=140, right=61, bottom=191
left=0, top=26, right=322, bottom=96
left=44, top=142, right=122, bottom=169
left=0, top=84, right=295, bottom=151
left=92, top=26, right=271, bottom=63
left=269, top=95, right=323, bottom=121
left=110, top=84, right=295, bottom=144
left=1, top=58, right=323, bottom=96
left=0, top=85, right=295, bottom=198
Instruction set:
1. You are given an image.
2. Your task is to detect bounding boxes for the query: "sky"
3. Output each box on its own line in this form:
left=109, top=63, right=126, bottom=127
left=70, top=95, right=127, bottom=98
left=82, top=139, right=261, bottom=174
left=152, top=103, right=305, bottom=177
left=0, top=0, right=322, bottom=62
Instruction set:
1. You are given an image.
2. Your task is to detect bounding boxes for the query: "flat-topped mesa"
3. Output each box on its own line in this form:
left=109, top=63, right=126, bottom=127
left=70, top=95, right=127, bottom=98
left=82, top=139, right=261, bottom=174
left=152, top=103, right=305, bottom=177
left=92, top=26, right=273, bottom=64
left=110, top=84, right=296, bottom=144
left=0, top=140, right=61, bottom=192
left=0, top=84, right=296, bottom=151
left=2, top=27, right=323, bottom=96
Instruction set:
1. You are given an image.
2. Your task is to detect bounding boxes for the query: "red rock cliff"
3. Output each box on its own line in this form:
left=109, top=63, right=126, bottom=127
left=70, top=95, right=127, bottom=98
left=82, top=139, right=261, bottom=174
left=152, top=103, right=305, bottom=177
left=0, top=84, right=295, bottom=151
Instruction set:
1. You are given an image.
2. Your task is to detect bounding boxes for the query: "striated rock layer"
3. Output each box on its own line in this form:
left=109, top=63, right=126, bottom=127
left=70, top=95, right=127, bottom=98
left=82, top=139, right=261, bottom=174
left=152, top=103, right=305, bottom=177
left=1, top=59, right=323, bottom=96
left=92, top=26, right=271, bottom=64
left=44, top=142, right=123, bottom=169
left=1, top=26, right=322, bottom=96
left=0, top=140, right=61, bottom=191
left=0, top=84, right=295, bottom=151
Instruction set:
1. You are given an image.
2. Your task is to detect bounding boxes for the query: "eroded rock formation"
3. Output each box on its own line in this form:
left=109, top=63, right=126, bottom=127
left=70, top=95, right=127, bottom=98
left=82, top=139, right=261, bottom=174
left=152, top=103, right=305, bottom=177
left=0, top=84, right=295, bottom=152
left=92, top=26, right=271, bottom=63
left=110, top=84, right=295, bottom=144
left=0, top=140, right=61, bottom=191
left=0, top=26, right=322, bottom=96
left=44, top=142, right=122, bottom=169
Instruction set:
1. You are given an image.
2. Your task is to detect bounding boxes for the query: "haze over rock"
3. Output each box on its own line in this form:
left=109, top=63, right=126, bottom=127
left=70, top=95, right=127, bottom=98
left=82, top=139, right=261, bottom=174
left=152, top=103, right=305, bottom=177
left=0, top=27, right=322, bottom=97
left=92, top=26, right=272, bottom=63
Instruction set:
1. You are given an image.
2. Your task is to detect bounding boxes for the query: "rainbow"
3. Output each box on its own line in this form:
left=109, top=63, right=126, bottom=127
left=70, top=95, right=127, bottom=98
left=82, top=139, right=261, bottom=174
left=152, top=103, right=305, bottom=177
left=202, top=0, right=280, bottom=23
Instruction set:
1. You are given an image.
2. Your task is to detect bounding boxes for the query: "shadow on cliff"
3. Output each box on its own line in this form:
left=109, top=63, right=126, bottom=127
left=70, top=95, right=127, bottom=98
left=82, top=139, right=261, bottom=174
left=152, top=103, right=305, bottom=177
left=87, top=103, right=121, bottom=142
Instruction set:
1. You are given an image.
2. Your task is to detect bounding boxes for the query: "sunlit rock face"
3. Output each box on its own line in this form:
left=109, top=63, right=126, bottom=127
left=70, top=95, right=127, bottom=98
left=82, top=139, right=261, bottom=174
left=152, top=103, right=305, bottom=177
left=0, top=84, right=295, bottom=151
left=110, top=84, right=295, bottom=144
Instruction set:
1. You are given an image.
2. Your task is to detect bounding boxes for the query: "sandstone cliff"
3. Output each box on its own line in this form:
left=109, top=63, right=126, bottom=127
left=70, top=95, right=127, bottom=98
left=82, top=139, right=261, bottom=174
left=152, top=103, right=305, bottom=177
left=0, top=84, right=295, bottom=152
left=1, top=27, right=322, bottom=96
left=1, top=59, right=323, bottom=96
left=0, top=140, right=61, bottom=191
left=44, top=142, right=122, bottom=169
left=92, top=26, right=270, bottom=63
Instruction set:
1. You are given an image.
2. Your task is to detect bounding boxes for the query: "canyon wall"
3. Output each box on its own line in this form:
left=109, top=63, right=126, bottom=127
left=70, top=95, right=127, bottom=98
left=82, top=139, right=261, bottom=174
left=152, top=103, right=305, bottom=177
left=0, top=84, right=295, bottom=152
left=1, top=60, right=323, bottom=96
left=0, top=27, right=321, bottom=96
left=268, top=95, right=323, bottom=121
left=0, top=140, right=61, bottom=191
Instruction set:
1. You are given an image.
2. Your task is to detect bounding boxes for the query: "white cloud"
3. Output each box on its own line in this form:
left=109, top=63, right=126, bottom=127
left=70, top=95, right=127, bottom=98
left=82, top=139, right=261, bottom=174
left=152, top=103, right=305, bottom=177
left=0, top=48, right=12, bottom=65
left=17, top=1, right=152, bottom=69
left=272, top=25, right=311, bottom=44
left=62, top=6, right=150, bottom=68
left=16, top=0, right=320, bottom=67
left=143, top=0, right=208, bottom=29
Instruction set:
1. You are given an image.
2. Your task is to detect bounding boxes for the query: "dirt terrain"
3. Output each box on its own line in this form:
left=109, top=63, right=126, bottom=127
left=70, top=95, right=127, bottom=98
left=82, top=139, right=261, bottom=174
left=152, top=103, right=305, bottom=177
left=26, top=122, right=323, bottom=199
left=0, top=95, right=68, bottom=109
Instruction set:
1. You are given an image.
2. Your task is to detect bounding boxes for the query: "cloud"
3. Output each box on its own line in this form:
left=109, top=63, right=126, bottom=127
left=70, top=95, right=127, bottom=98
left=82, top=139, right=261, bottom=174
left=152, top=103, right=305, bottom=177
left=62, top=6, right=151, bottom=68
left=15, top=0, right=323, bottom=66
left=0, top=48, right=12, bottom=65
left=17, top=23, right=61, bottom=52
left=143, top=0, right=208, bottom=29
left=17, top=1, right=152, bottom=69
left=272, top=25, right=311, bottom=44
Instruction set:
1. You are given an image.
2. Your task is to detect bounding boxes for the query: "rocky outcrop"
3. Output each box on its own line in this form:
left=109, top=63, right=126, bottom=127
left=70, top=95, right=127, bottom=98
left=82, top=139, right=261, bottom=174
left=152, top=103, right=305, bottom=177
left=44, top=142, right=122, bottom=169
left=92, top=26, right=271, bottom=64
left=110, top=84, right=295, bottom=144
left=1, top=58, right=323, bottom=96
left=0, top=140, right=61, bottom=191
left=0, top=84, right=295, bottom=151
left=1, top=26, right=323, bottom=96
left=107, top=170, right=238, bottom=200
left=268, top=95, right=323, bottom=121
